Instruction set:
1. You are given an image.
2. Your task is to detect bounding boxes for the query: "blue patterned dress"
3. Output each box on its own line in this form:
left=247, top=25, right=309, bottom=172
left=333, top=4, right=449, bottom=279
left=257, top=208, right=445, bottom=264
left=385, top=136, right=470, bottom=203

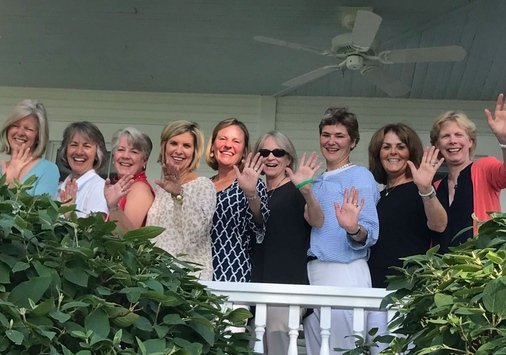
left=211, top=178, right=269, bottom=282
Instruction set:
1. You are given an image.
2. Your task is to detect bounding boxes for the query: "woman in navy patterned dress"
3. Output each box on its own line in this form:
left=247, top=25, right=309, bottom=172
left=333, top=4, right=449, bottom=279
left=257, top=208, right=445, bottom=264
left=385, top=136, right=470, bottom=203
left=205, top=118, right=269, bottom=282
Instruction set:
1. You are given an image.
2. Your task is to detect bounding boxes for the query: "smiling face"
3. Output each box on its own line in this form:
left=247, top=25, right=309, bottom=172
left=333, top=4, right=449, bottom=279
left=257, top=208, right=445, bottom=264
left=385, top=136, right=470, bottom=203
left=320, top=123, right=356, bottom=170
left=164, top=132, right=195, bottom=174
left=380, top=131, right=410, bottom=180
left=66, top=133, right=98, bottom=178
left=260, top=136, right=291, bottom=181
left=7, top=115, right=38, bottom=154
left=212, top=124, right=245, bottom=168
left=113, top=136, right=148, bottom=178
left=436, top=121, right=473, bottom=166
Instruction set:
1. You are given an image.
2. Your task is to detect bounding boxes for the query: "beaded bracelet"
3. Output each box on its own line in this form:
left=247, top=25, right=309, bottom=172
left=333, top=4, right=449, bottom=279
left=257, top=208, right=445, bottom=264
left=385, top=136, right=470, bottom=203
left=295, top=179, right=313, bottom=189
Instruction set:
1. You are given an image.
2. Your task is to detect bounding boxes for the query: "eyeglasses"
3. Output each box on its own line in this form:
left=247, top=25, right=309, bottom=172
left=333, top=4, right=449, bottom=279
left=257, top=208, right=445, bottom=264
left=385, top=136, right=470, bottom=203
left=258, top=148, right=287, bottom=158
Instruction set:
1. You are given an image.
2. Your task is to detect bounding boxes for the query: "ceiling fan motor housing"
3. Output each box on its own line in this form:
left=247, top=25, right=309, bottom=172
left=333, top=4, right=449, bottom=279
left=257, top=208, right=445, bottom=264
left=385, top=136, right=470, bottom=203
left=346, top=55, right=364, bottom=70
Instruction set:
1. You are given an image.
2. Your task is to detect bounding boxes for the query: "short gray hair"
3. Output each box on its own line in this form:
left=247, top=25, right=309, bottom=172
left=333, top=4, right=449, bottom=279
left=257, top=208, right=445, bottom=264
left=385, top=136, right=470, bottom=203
left=0, top=99, right=49, bottom=158
left=58, top=121, right=108, bottom=172
left=253, top=130, right=298, bottom=171
left=111, top=127, right=153, bottom=161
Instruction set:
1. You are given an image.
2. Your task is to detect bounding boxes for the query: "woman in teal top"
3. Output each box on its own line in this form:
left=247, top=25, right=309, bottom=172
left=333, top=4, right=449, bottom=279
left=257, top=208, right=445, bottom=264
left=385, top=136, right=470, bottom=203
left=0, top=99, right=59, bottom=196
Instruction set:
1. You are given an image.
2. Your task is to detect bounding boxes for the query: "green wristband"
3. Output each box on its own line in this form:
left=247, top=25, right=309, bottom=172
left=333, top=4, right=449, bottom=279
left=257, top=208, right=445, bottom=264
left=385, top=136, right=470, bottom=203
left=295, top=179, right=313, bottom=189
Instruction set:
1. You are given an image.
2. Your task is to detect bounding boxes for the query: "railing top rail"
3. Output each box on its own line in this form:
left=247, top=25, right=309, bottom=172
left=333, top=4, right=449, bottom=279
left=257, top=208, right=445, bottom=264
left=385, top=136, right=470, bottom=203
left=202, top=281, right=391, bottom=310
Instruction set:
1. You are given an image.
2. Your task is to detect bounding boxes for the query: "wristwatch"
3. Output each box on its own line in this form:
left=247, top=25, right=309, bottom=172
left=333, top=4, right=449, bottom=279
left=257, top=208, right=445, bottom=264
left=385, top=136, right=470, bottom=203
left=420, top=189, right=437, bottom=201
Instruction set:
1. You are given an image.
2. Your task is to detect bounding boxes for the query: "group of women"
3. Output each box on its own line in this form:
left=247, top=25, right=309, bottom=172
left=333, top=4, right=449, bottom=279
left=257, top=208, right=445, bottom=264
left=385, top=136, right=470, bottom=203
left=1, top=94, right=506, bottom=354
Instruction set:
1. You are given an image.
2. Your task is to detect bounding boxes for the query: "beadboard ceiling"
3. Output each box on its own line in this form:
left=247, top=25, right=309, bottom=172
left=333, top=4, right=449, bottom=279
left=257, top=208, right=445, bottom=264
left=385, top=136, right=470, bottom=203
left=0, top=0, right=503, bottom=101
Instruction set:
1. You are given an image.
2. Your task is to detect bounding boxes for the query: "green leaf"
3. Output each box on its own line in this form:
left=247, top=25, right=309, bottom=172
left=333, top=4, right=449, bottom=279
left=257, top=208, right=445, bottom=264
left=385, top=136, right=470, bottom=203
left=483, top=279, right=506, bottom=317
left=85, top=308, right=110, bottom=338
left=0, top=262, right=10, bottom=283
left=434, top=293, right=454, bottom=308
left=134, top=316, right=153, bottom=332
left=32, top=298, right=55, bottom=316
left=5, top=329, right=24, bottom=345
left=123, top=226, right=164, bottom=242
left=50, top=310, right=72, bottom=323
left=8, top=275, right=52, bottom=307
left=63, top=267, right=89, bottom=287
left=12, top=261, right=30, bottom=273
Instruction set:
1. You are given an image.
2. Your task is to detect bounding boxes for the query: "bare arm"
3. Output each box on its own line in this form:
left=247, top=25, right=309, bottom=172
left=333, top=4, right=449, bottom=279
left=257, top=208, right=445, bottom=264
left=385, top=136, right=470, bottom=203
left=286, top=152, right=324, bottom=227
left=110, top=182, right=154, bottom=233
left=485, top=93, right=506, bottom=167
left=407, top=146, right=447, bottom=232
left=234, top=152, right=265, bottom=224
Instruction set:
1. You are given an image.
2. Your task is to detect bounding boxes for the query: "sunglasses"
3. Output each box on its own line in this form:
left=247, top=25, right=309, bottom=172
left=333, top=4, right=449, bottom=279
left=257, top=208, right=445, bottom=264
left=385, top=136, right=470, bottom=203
left=258, top=148, right=287, bottom=158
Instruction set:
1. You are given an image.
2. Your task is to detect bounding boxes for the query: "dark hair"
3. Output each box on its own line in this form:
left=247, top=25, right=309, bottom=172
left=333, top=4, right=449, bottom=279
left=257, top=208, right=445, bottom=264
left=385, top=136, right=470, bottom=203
left=368, top=123, right=423, bottom=185
left=319, top=107, right=360, bottom=149
left=59, top=121, right=108, bottom=172
left=206, top=118, right=250, bottom=171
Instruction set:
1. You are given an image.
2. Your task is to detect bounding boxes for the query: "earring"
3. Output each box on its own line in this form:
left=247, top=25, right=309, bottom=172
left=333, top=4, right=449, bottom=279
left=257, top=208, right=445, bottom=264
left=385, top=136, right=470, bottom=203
left=241, top=158, right=245, bottom=164
left=210, top=151, right=214, bottom=158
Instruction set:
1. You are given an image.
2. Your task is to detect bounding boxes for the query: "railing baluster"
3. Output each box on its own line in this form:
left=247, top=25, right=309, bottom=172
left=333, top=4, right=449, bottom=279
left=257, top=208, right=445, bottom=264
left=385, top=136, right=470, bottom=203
left=319, top=306, right=331, bottom=355
left=353, top=307, right=365, bottom=336
left=287, top=305, right=301, bottom=355
left=253, top=303, right=267, bottom=354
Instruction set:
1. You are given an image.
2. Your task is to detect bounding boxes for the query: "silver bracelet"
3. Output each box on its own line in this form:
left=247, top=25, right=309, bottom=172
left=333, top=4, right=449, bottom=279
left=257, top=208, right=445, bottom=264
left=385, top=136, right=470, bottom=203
left=245, top=194, right=258, bottom=201
left=418, top=187, right=437, bottom=201
left=499, top=143, right=506, bottom=149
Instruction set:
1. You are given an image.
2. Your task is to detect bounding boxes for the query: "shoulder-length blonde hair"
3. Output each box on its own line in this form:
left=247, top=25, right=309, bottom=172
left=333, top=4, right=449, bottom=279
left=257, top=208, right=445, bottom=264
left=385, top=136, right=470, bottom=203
left=0, top=99, right=49, bottom=158
left=158, top=120, right=204, bottom=172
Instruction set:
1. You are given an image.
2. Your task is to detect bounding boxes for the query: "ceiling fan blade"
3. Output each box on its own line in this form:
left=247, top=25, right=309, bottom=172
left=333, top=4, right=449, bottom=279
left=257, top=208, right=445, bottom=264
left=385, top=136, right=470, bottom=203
left=350, top=10, right=382, bottom=50
left=382, top=46, right=467, bottom=63
left=361, top=66, right=410, bottom=97
left=253, top=36, right=332, bottom=56
left=282, top=65, right=342, bottom=87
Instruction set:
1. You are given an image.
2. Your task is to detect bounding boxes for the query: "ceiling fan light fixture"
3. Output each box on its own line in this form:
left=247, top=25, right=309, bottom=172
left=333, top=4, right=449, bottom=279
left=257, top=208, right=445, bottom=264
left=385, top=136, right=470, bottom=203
left=346, top=55, right=364, bottom=70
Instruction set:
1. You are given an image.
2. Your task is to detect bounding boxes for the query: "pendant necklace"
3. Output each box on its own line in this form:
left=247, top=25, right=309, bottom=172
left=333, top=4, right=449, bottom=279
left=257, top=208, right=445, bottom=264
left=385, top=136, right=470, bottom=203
left=385, top=185, right=397, bottom=196
left=267, top=176, right=288, bottom=201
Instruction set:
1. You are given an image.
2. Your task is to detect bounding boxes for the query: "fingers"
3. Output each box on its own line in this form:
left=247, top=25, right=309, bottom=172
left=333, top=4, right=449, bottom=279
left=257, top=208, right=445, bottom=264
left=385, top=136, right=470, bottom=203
left=250, top=152, right=264, bottom=172
left=334, top=201, right=341, bottom=215
left=285, top=167, right=294, bottom=180
left=495, top=93, right=504, bottom=113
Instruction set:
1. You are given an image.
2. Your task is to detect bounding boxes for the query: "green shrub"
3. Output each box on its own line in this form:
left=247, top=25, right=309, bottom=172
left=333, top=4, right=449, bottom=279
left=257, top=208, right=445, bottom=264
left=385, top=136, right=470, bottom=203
left=0, top=176, right=253, bottom=354
left=380, top=213, right=506, bottom=354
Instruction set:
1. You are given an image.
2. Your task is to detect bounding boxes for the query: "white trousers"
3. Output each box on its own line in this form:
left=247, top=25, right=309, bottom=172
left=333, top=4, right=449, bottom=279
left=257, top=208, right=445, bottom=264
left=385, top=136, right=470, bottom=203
left=304, top=259, right=372, bottom=355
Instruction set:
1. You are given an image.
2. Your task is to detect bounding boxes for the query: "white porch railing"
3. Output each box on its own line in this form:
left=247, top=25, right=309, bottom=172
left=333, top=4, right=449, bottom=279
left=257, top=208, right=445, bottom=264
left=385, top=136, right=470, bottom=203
left=202, top=281, right=393, bottom=355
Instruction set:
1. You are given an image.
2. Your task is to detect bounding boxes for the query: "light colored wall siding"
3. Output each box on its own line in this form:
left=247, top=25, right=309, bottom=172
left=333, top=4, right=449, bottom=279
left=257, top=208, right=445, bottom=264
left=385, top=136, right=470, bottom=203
left=0, top=86, right=502, bottom=207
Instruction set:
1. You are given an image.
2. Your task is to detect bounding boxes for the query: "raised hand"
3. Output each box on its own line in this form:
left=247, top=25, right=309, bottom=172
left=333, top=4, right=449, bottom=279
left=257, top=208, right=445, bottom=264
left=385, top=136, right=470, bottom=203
left=1, top=144, right=34, bottom=184
left=286, top=152, right=322, bottom=187
left=334, top=187, right=364, bottom=233
left=154, top=163, right=183, bottom=195
left=104, top=174, right=134, bottom=209
left=407, top=146, right=444, bottom=192
left=233, top=152, right=263, bottom=196
left=59, top=178, right=78, bottom=206
left=485, top=93, right=506, bottom=143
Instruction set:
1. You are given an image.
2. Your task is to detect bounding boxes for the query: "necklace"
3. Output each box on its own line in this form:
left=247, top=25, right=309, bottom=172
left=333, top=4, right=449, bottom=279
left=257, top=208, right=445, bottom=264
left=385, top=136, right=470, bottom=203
left=338, top=162, right=352, bottom=170
left=267, top=176, right=288, bottom=201
left=385, top=185, right=397, bottom=196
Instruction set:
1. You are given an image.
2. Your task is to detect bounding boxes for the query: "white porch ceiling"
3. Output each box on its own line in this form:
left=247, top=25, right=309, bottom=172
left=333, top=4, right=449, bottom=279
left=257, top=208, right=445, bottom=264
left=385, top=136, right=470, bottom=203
left=0, top=0, right=503, bottom=100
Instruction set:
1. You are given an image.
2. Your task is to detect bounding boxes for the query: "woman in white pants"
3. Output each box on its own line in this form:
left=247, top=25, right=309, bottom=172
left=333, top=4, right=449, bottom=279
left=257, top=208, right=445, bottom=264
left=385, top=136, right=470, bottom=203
left=303, top=107, right=380, bottom=354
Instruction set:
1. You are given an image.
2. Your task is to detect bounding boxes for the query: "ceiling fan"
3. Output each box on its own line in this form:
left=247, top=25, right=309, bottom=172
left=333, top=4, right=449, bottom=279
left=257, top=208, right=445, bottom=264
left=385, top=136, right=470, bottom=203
left=254, top=9, right=467, bottom=97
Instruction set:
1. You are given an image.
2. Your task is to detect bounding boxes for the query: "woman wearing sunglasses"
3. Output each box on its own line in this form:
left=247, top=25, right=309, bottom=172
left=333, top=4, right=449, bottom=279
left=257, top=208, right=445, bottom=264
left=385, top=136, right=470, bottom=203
left=251, top=131, right=323, bottom=354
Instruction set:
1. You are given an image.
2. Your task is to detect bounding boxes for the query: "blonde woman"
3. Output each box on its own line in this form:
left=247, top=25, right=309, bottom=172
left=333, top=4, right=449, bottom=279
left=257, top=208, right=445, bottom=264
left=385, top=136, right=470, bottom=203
left=147, top=121, right=216, bottom=280
left=0, top=99, right=59, bottom=195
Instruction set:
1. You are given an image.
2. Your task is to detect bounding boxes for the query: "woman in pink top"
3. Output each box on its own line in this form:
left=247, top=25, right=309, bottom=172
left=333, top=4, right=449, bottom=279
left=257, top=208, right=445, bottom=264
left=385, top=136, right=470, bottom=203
left=104, top=127, right=155, bottom=233
left=430, top=93, right=506, bottom=253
